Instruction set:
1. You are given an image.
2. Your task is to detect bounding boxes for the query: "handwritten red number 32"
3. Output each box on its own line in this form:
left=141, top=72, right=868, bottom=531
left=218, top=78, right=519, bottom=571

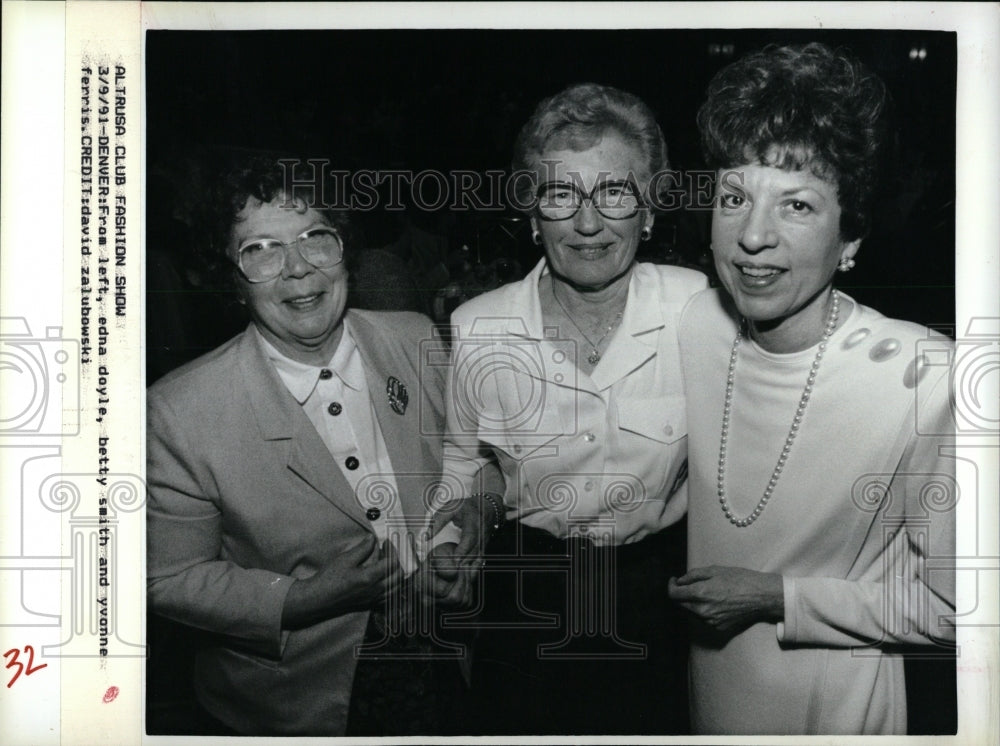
left=4, top=645, right=48, bottom=688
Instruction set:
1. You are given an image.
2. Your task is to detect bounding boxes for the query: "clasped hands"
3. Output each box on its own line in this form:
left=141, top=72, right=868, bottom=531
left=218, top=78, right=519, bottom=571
left=418, top=515, right=788, bottom=632
left=285, top=514, right=781, bottom=633
left=283, top=498, right=490, bottom=629
left=411, top=494, right=495, bottom=608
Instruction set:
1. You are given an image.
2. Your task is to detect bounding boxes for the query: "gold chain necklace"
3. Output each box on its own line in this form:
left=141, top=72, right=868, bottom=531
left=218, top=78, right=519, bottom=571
left=550, top=281, right=625, bottom=366
left=717, top=290, right=840, bottom=527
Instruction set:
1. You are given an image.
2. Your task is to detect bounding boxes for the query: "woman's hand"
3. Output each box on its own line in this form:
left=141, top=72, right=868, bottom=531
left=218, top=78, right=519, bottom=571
left=426, top=493, right=502, bottom=564
left=668, top=565, right=784, bottom=637
left=415, top=542, right=476, bottom=608
left=417, top=494, right=500, bottom=607
left=281, top=540, right=404, bottom=629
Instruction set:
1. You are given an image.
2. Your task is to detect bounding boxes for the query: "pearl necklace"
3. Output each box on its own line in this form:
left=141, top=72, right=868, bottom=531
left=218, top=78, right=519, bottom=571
left=717, top=290, right=840, bottom=527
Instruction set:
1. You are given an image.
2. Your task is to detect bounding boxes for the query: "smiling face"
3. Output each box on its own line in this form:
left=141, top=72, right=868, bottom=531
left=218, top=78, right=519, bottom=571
left=229, top=196, right=348, bottom=364
left=711, top=161, right=861, bottom=351
left=530, top=131, right=654, bottom=290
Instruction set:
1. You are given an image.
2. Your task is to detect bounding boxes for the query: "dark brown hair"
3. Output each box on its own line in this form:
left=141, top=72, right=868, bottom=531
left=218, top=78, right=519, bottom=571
left=202, top=154, right=356, bottom=283
left=698, top=43, right=889, bottom=240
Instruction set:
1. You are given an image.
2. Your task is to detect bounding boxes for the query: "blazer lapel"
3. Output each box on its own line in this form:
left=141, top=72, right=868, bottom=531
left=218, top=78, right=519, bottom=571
left=238, top=326, right=372, bottom=531
left=348, top=312, right=429, bottom=534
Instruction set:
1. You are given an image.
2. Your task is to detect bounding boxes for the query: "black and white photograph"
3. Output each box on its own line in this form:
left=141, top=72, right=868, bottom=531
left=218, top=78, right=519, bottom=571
left=144, top=24, right=961, bottom=738
left=0, top=3, right=997, bottom=744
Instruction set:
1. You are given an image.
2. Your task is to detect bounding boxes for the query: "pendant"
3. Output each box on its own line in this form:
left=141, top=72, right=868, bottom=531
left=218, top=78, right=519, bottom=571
left=587, top=350, right=601, bottom=365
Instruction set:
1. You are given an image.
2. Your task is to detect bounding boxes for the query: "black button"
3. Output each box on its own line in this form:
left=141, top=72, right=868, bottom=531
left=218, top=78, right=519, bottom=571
left=365, top=507, right=381, bottom=521
left=319, top=368, right=333, bottom=380
left=345, top=456, right=359, bottom=470
left=327, top=402, right=343, bottom=416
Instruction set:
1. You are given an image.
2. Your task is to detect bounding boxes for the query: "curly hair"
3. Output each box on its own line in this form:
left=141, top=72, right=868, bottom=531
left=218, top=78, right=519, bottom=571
left=201, top=153, right=355, bottom=284
left=697, top=43, right=889, bottom=240
left=511, top=82, right=668, bottom=208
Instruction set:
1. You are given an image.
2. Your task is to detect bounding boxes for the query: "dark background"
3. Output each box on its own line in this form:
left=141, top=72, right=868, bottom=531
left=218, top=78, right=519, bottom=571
left=146, top=28, right=957, bottom=735
left=147, top=29, right=956, bottom=381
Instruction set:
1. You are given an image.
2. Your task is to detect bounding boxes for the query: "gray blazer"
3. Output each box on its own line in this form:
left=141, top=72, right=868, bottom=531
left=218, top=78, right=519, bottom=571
left=147, top=309, right=448, bottom=735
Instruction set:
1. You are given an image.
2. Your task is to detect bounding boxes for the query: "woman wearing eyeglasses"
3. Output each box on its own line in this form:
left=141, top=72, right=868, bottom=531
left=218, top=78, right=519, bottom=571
left=432, top=83, right=707, bottom=734
left=146, top=156, right=467, bottom=736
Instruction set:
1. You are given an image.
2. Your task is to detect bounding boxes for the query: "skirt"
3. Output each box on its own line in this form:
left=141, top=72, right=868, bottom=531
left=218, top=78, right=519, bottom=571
left=464, top=518, right=689, bottom=735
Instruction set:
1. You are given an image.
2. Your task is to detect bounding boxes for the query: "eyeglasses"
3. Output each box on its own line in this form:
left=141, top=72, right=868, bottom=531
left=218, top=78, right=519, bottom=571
left=534, top=180, right=645, bottom=221
left=234, top=226, right=344, bottom=283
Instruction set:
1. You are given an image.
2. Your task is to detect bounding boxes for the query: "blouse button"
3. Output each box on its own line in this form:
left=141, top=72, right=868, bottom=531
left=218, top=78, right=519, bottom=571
left=327, top=402, right=343, bottom=416
left=663, top=425, right=673, bottom=437
left=319, top=368, right=333, bottom=380
left=345, top=456, right=360, bottom=470
left=365, top=507, right=381, bottom=521
left=842, top=328, right=871, bottom=350
left=869, top=338, right=902, bottom=362
left=903, top=354, right=931, bottom=389
left=584, top=432, right=596, bottom=443
left=513, top=444, right=523, bottom=454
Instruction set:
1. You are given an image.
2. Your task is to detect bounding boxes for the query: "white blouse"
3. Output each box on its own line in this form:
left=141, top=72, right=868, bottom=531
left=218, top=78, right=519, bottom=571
left=443, top=259, right=707, bottom=545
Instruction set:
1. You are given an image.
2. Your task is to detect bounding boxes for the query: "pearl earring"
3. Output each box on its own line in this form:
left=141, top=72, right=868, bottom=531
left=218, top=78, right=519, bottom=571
left=838, top=257, right=856, bottom=272
left=640, top=226, right=652, bottom=242
left=531, top=229, right=542, bottom=246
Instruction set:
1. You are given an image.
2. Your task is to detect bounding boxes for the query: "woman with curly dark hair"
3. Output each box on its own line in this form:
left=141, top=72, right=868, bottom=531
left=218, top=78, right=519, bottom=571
left=146, top=155, right=468, bottom=736
left=668, top=43, right=956, bottom=734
